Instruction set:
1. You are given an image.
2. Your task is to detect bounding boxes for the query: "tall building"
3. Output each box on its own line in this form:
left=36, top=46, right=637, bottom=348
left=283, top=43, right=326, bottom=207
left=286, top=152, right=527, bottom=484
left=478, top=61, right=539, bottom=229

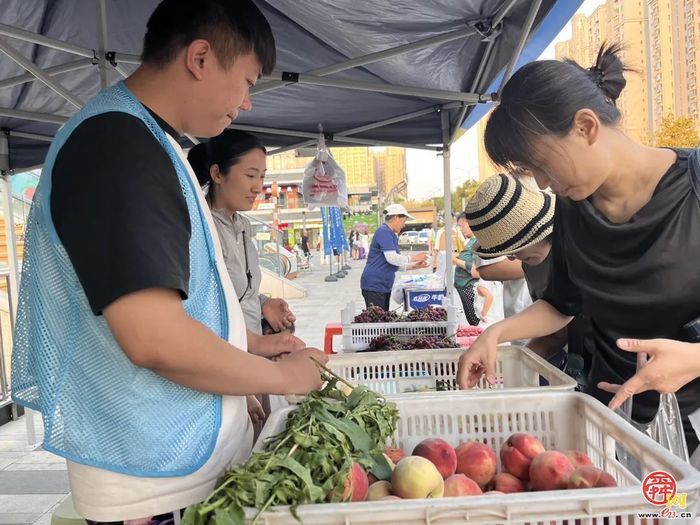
left=476, top=114, right=498, bottom=182
left=370, top=147, right=407, bottom=196
left=551, top=0, right=700, bottom=144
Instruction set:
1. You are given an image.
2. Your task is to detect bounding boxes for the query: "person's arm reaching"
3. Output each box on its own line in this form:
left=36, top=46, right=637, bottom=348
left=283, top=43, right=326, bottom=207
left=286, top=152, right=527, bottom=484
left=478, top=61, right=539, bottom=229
left=104, top=288, right=328, bottom=396
left=476, top=258, right=525, bottom=281
left=383, top=250, right=428, bottom=270
left=457, top=299, right=573, bottom=388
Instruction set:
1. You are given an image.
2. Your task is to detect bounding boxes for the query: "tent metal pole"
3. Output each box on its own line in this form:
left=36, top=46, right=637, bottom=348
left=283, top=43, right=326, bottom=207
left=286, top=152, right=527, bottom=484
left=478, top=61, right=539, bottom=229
left=9, top=131, right=54, bottom=142
left=0, top=58, right=94, bottom=90
left=0, top=134, right=19, bottom=318
left=493, top=0, right=521, bottom=27
left=111, top=52, right=141, bottom=65
left=252, top=26, right=476, bottom=96
left=0, top=38, right=83, bottom=108
left=449, top=38, right=497, bottom=143
left=0, top=22, right=93, bottom=58
left=266, top=72, right=484, bottom=103
left=0, top=107, right=68, bottom=125
left=267, top=103, right=464, bottom=155
left=440, top=110, right=453, bottom=301
left=229, top=124, right=441, bottom=150
left=96, top=0, right=109, bottom=89
left=113, top=64, right=130, bottom=78
left=497, top=0, right=542, bottom=99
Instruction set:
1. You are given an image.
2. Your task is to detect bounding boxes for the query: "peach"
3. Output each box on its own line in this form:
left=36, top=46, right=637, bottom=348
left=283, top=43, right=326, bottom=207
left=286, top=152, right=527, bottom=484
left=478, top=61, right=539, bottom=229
left=412, top=438, right=457, bottom=479
left=380, top=495, right=402, bottom=501
left=454, top=441, right=497, bottom=489
left=563, top=450, right=594, bottom=469
left=392, top=456, right=444, bottom=499
left=384, top=446, right=407, bottom=465
left=567, top=466, right=617, bottom=489
left=443, top=474, right=482, bottom=497
left=329, top=462, right=369, bottom=502
left=529, top=451, right=575, bottom=491
left=367, top=480, right=393, bottom=501
left=500, top=433, right=546, bottom=481
left=489, top=472, right=526, bottom=493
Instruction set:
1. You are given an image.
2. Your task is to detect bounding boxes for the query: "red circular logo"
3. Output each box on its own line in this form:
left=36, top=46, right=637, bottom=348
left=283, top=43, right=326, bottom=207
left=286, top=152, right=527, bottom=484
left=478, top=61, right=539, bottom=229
left=642, top=470, right=677, bottom=506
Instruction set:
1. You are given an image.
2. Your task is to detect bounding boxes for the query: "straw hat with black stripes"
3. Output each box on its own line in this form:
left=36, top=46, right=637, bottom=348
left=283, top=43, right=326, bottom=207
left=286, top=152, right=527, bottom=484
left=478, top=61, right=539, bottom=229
left=464, top=173, right=555, bottom=259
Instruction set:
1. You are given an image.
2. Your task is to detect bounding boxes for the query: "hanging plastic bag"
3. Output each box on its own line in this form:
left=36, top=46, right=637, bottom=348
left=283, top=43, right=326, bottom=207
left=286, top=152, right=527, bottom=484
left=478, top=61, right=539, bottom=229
left=615, top=352, right=689, bottom=477
left=302, top=127, right=348, bottom=208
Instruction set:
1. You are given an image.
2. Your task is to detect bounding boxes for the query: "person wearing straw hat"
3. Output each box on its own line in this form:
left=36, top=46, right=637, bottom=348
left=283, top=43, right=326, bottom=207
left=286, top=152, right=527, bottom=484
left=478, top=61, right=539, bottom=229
left=360, top=204, right=429, bottom=310
left=464, top=174, right=592, bottom=370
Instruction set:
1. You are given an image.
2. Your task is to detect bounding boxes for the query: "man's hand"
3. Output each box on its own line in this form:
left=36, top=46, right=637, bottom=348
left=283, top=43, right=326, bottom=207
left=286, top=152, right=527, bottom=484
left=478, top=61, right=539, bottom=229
left=598, top=338, right=700, bottom=411
left=411, top=252, right=428, bottom=263
left=249, top=331, right=305, bottom=359
left=262, top=298, right=296, bottom=332
left=274, top=348, right=329, bottom=394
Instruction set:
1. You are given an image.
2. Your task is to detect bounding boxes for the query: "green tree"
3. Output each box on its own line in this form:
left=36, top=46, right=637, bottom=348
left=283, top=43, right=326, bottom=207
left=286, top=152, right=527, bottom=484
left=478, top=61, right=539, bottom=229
left=654, top=114, right=699, bottom=148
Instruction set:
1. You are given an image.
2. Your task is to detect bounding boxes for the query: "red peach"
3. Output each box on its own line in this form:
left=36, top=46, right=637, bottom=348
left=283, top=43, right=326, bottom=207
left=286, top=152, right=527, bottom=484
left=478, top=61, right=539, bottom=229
left=328, top=462, right=369, bottom=502
left=443, top=474, right=483, bottom=497
left=384, top=446, right=407, bottom=465
left=413, top=438, right=457, bottom=479
left=500, top=433, right=546, bottom=481
left=367, top=480, right=393, bottom=501
left=567, top=466, right=617, bottom=489
left=529, top=451, right=575, bottom=491
left=489, top=472, right=526, bottom=493
left=454, top=441, right=497, bottom=489
left=563, top=450, right=594, bottom=469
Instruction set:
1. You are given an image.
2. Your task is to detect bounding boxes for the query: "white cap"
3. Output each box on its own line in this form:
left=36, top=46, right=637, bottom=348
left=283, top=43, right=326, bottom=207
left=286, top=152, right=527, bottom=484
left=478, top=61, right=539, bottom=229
left=383, top=203, right=415, bottom=220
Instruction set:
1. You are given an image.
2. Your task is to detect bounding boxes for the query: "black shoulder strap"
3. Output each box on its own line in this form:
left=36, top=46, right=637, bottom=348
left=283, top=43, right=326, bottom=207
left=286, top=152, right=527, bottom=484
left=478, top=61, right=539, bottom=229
left=689, top=149, right=700, bottom=203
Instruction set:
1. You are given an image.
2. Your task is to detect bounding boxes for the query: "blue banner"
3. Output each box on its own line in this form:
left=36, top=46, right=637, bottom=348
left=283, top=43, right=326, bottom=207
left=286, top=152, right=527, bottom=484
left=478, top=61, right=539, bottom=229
left=321, top=207, right=332, bottom=256
left=329, top=207, right=345, bottom=252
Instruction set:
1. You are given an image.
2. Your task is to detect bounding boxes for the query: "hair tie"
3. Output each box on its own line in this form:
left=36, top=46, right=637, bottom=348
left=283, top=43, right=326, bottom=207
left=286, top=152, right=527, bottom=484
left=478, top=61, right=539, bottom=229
left=588, top=65, right=606, bottom=88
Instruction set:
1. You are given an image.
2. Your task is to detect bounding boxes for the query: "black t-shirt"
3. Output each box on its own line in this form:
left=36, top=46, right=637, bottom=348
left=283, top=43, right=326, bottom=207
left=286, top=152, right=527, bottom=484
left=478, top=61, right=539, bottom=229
left=51, top=110, right=191, bottom=315
left=543, top=149, right=700, bottom=450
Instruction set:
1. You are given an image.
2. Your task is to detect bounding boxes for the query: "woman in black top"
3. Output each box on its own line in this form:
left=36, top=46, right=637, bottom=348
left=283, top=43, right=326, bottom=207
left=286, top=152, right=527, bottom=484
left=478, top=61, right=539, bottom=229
left=457, top=43, right=700, bottom=454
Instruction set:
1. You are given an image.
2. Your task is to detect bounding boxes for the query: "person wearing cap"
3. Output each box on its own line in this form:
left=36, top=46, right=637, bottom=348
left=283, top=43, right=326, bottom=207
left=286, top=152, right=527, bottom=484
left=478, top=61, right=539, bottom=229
left=360, top=204, right=429, bottom=310
left=464, top=174, right=592, bottom=369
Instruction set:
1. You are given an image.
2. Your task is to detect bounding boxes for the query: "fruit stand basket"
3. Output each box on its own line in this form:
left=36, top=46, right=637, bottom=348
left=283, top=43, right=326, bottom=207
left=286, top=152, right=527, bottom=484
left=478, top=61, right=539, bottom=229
left=250, top=391, right=700, bottom=524
left=324, top=345, right=577, bottom=395
left=340, top=301, right=458, bottom=352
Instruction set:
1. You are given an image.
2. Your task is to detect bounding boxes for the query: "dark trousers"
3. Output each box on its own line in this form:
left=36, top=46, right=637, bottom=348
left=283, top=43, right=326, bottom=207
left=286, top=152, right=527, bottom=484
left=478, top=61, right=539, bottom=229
left=456, top=284, right=480, bottom=326
left=362, top=290, right=391, bottom=311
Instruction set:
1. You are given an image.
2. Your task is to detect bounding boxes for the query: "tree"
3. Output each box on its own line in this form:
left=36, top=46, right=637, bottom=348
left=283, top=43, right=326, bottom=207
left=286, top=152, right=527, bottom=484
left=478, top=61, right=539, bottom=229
left=452, top=180, right=481, bottom=213
left=654, top=114, right=699, bottom=148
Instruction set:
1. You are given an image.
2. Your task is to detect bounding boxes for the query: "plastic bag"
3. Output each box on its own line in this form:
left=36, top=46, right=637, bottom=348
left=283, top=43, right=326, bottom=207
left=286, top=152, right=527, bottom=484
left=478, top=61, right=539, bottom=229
left=615, top=352, right=689, bottom=476
left=301, top=129, right=348, bottom=208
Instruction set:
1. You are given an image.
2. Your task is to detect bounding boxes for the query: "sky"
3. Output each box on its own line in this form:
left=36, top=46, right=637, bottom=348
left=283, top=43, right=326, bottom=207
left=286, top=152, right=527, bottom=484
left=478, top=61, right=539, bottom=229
left=406, top=0, right=606, bottom=200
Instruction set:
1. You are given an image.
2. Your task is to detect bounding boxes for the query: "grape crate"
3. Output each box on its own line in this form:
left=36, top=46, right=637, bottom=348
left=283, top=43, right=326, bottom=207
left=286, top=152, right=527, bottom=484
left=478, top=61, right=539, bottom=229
left=353, top=305, right=447, bottom=324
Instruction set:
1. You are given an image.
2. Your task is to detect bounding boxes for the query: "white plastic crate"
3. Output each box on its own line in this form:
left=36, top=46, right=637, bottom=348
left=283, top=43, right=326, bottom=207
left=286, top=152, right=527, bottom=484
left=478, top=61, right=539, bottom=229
left=326, top=345, right=577, bottom=395
left=341, top=301, right=457, bottom=352
left=249, top=391, right=700, bottom=524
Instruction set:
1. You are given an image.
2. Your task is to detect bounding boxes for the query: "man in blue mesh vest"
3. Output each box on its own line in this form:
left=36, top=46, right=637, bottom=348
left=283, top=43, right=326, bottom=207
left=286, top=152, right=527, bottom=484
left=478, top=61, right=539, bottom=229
left=11, top=1, right=327, bottom=522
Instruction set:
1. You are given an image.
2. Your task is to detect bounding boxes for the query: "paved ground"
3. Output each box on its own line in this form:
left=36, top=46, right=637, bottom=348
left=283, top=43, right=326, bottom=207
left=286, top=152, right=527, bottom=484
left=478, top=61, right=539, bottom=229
left=0, top=253, right=370, bottom=522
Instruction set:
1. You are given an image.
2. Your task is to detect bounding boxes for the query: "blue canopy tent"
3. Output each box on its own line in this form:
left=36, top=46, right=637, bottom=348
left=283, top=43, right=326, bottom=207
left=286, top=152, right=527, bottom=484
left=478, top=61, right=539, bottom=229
left=0, top=0, right=583, bottom=337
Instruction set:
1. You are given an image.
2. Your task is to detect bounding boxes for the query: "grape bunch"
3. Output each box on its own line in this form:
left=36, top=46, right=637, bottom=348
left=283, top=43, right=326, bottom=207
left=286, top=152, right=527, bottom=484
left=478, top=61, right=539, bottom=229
left=364, top=334, right=457, bottom=352
left=354, top=305, right=446, bottom=324
left=404, top=306, right=447, bottom=322
left=353, top=306, right=401, bottom=323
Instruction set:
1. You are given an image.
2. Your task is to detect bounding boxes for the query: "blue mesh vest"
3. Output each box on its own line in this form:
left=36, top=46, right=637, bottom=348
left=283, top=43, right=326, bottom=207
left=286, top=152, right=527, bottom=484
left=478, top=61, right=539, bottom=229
left=11, top=81, right=228, bottom=477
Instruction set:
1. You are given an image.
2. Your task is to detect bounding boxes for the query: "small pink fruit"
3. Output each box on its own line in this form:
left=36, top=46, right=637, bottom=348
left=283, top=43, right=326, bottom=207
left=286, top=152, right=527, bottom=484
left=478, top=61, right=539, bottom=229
left=454, top=441, right=497, bottom=489
left=529, top=451, right=575, bottom=491
left=413, top=438, right=458, bottom=479
left=443, top=474, right=483, bottom=497
left=500, top=433, right=546, bottom=481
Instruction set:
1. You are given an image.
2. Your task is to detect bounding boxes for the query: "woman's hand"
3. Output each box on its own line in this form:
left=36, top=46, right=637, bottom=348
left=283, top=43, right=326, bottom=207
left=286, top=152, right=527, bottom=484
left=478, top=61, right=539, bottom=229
left=456, top=327, right=500, bottom=388
left=598, top=338, right=700, bottom=411
left=262, top=298, right=296, bottom=331
left=246, top=395, right=265, bottom=426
